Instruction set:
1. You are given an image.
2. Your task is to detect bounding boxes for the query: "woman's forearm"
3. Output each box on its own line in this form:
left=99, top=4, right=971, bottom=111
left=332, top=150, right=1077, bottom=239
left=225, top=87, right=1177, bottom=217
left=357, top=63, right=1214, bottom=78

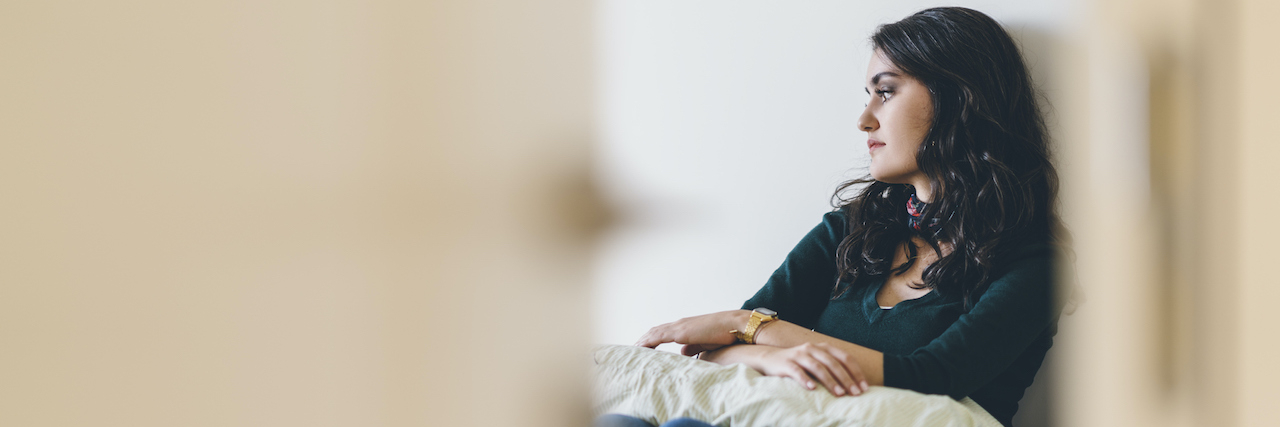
left=752, top=321, right=885, bottom=386
left=698, top=332, right=878, bottom=396
left=634, top=309, right=886, bottom=388
left=699, top=343, right=773, bottom=371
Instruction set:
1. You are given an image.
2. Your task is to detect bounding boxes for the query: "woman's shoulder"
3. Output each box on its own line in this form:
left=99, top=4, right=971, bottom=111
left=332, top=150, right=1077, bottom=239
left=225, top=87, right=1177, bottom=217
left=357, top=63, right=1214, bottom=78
left=800, top=209, right=849, bottom=248
left=816, top=204, right=862, bottom=240
left=1002, top=240, right=1061, bottom=268
left=978, top=240, right=1062, bottom=297
left=824, top=200, right=864, bottom=225
left=820, top=208, right=849, bottom=225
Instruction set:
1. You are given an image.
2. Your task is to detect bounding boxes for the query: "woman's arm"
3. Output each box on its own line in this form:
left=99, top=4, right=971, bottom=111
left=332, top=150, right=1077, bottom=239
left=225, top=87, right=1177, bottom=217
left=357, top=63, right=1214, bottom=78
left=637, top=310, right=879, bottom=397
left=697, top=335, right=877, bottom=397
left=699, top=343, right=866, bottom=397
left=633, top=310, right=750, bottom=355
left=751, top=320, right=885, bottom=387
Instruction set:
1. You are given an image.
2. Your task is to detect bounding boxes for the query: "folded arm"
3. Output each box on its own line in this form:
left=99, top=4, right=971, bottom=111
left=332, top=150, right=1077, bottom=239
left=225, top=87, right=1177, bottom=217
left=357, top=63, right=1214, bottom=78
left=636, top=310, right=879, bottom=397
left=700, top=320, right=883, bottom=397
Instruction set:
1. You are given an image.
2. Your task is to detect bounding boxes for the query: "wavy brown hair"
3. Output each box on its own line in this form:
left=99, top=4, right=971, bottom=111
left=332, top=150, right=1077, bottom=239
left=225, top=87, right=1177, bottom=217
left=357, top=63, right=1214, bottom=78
left=832, top=7, right=1065, bottom=309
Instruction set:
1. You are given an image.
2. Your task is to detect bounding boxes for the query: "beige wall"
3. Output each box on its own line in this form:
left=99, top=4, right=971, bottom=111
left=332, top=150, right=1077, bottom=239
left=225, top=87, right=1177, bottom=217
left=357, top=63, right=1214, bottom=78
left=1057, top=0, right=1280, bottom=425
left=0, top=1, right=597, bottom=426
left=1235, top=0, right=1280, bottom=424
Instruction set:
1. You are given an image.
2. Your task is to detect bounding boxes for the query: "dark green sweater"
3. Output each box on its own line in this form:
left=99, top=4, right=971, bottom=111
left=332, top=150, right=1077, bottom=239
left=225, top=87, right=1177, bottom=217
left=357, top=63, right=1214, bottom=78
left=742, top=210, right=1062, bottom=427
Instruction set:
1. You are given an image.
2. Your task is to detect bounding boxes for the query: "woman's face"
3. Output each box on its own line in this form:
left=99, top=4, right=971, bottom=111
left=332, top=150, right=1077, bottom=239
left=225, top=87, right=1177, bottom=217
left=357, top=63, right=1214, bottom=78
left=858, top=50, right=934, bottom=188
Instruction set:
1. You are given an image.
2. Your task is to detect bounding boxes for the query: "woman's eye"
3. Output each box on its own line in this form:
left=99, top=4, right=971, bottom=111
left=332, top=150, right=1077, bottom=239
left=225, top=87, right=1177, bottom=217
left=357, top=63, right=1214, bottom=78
left=875, top=88, right=894, bottom=102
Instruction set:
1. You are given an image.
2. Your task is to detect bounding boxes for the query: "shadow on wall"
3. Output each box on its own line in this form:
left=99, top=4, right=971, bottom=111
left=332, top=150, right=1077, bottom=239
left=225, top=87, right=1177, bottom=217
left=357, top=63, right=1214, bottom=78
left=1005, top=22, right=1068, bottom=427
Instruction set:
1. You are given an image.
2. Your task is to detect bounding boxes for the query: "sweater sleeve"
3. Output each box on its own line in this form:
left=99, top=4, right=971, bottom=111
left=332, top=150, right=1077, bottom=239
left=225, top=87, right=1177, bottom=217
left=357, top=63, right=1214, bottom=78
left=740, top=211, right=846, bottom=329
left=882, top=244, right=1062, bottom=399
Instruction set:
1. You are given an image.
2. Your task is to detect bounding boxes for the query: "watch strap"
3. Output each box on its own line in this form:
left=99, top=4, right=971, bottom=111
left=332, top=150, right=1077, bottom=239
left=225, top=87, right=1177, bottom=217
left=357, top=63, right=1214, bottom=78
left=734, top=308, right=778, bottom=344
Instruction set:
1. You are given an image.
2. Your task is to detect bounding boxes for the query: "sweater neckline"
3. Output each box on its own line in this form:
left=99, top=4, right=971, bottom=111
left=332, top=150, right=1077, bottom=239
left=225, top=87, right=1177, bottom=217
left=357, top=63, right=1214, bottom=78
left=862, top=277, right=939, bottom=323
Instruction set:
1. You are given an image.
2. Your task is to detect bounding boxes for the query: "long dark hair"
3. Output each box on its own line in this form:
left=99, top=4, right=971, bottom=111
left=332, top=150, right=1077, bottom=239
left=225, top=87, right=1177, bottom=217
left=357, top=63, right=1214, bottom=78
left=832, top=7, right=1064, bottom=309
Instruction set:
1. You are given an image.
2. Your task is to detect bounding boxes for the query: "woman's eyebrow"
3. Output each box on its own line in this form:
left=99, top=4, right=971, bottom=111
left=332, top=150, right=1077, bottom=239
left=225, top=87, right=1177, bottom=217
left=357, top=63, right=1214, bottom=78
left=871, top=71, right=901, bottom=85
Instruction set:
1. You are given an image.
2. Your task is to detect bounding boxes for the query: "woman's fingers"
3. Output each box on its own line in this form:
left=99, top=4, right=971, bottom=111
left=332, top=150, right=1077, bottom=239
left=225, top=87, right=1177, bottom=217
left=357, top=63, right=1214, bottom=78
left=680, top=344, right=700, bottom=356
left=634, top=324, right=672, bottom=348
left=794, top=353, right=846, bottom=396
left=634, top=311, right=744, bottom=348
left=636, top=335, right=671, bottom=348
left=756, top=343, right=869, bottom=397
left=681, top=344, right=710, bottom=356
left=820, top=345, right=868, bottom=393
left=849, top=357, right=870, bottom=393
left=808, top=347, right=861, bottom=396
left=784, top=362, right=819, bottom=390
left=794, top=343, right=869, bottom=396
left=681, top=343, right=726, bottom=356
left=756, top=347, right=817, bottom=390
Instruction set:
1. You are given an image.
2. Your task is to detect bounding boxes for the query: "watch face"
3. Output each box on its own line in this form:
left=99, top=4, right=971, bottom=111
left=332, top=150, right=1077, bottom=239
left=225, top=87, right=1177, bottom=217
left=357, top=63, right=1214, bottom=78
left=755, top=307, right=777, bottom=317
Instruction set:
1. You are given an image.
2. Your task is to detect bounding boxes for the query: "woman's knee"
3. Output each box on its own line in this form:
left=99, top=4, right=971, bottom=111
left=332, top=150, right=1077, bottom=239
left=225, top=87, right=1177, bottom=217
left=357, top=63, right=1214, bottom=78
left=594, top=414, right=656, bottom=427
left=659, top=417, right=717, bottom=427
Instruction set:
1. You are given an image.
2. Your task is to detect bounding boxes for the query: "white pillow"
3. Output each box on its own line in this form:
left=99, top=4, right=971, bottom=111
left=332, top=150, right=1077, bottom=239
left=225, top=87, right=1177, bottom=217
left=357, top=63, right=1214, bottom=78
left=592, top=344, right=1001, bottom=427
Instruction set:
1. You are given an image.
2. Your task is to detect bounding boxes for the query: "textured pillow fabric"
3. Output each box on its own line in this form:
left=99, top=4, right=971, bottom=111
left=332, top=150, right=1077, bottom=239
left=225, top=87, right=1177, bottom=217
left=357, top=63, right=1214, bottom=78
left=593, top=345, right=1002, bottom=427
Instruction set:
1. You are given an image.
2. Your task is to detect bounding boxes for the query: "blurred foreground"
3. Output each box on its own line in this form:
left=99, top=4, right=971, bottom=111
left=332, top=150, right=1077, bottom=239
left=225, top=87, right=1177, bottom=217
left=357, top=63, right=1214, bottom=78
left=1, top=0, right=1277, bottom=426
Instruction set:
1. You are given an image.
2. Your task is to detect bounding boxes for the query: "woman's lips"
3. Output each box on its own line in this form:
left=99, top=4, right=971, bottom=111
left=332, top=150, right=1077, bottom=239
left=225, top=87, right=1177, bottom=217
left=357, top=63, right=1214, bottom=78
left=868, top=139, right=885, bottom=153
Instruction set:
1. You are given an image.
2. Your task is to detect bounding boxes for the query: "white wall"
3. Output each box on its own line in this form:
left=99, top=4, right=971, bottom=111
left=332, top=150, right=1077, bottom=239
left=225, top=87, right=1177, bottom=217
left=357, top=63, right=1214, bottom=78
left=592, top=0, right=1075, bottom=349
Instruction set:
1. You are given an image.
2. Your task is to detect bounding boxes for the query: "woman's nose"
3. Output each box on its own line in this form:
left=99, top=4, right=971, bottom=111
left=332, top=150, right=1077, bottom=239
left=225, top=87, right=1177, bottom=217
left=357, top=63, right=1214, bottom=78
left=857, top=105, right=878, bottom=132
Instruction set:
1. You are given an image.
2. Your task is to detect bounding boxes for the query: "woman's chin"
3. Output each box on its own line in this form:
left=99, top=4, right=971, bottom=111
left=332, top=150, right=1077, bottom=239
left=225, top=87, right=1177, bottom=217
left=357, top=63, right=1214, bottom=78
left=869, top=173, right=901, bottom=184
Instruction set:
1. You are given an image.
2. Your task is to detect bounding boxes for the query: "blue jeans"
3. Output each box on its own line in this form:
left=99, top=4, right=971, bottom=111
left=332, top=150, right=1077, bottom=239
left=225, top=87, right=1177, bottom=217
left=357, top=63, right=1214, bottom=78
left=595, top=414, right=717, bottom=427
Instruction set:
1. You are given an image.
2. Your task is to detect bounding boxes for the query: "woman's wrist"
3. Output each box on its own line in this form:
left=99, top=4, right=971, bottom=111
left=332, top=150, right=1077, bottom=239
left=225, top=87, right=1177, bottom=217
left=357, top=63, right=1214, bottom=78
left=698, top=345, right=727, bottom=363
left=727, top=309, right=751, bottom=334
left=752, top=317, right=780, bottom=345
left=699, top=343, right=770, bottom=369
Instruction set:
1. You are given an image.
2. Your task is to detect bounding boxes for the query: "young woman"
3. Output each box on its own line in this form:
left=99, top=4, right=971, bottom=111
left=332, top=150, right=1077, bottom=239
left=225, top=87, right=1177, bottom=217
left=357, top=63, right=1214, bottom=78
left=627, top=7, right=1069, bottom=427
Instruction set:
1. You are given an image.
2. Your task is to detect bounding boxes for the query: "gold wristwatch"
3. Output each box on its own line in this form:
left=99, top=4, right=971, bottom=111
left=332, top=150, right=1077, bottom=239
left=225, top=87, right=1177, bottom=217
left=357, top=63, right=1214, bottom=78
left=730, top=308, right=778, bottom=344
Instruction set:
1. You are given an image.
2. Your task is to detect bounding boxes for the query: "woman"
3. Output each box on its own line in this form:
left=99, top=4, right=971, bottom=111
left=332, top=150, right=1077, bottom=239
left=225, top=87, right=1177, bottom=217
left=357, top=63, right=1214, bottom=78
left=619, top=7, right=1069, bottom=427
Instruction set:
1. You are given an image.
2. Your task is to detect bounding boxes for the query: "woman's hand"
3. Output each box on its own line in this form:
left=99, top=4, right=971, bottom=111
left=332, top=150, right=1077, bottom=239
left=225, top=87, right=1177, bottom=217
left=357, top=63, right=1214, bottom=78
left=755, top=342, right=870, bottom=397
left=634, top=310, right=748, bottom=354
